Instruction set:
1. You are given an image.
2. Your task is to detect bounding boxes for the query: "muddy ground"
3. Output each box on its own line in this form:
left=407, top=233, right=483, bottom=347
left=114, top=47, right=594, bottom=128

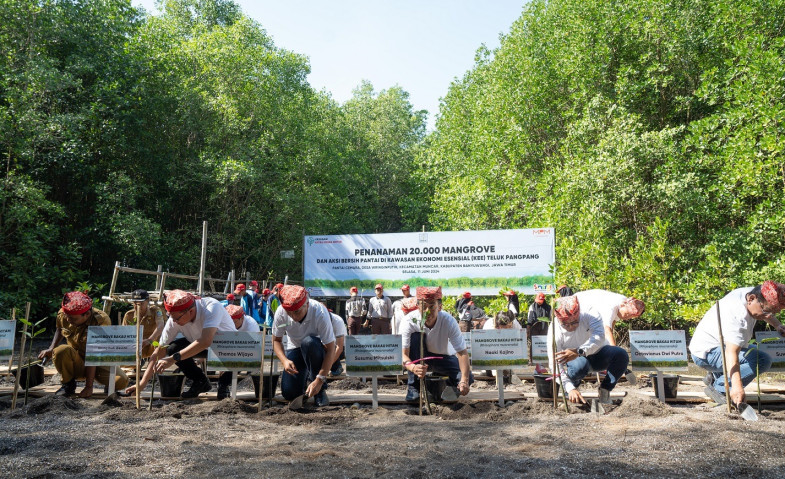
left=2, top=371, right=785, bottom=479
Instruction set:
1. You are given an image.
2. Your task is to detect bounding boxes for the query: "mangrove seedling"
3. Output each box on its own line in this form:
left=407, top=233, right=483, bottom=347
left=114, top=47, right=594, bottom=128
left=18, top=315, right=47, bottom=405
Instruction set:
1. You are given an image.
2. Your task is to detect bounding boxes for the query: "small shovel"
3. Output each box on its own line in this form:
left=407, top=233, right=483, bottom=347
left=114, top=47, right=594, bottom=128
left=735, top=401, right=759, bottom=422
left=288, top=391, right=310, bottom=410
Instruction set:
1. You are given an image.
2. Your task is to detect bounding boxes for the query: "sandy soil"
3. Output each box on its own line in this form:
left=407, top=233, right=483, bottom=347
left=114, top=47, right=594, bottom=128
left=2, top=372, right=785, bottom=479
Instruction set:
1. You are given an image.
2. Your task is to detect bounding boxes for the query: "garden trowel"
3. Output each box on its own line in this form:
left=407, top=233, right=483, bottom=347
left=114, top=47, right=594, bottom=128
left=735, top=402, right=758, bottom=421
left=288, top=391, right=310, bottom=410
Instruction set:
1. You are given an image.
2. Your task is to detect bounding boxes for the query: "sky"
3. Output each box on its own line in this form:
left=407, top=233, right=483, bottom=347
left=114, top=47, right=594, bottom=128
left=133, top=0, right=525, bottom=130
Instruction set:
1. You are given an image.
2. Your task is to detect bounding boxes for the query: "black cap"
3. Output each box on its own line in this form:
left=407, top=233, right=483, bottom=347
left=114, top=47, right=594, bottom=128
left=130, top=289, right=149, bottom=301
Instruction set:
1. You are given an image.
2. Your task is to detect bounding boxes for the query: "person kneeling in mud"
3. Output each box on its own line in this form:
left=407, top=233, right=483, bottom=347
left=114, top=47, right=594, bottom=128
left=126, top=290, right=236, bottom=399
left=38, top=291, right=129, bottom=397
left=400, top=286, right=473, bottom=403
left=547, top=296, right=629, bottom=404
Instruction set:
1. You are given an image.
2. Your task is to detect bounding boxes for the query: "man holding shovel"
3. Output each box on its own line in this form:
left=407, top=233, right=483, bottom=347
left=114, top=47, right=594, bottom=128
left=125, top=289, right=236, bottom=399
left=400, top=286, right=473, bottom=403
left=38, top=291, right=129, bottom=397
left=272, top=285, right=336, bottom=407
left=689, top=281, right=785, bottom=406
left=547, top=296, right=629, bottom=404
left=122, top=289, right=165, bottom=359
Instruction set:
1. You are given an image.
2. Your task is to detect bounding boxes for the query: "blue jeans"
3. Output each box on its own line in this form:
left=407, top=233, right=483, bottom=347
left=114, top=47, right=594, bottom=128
left=564, top=345, right=629, bottom=391
left=693, top=345, right=772, bottom=393
left=407, top=332, right=474, bottom=391
left=280, top=335, right=327, bottom=400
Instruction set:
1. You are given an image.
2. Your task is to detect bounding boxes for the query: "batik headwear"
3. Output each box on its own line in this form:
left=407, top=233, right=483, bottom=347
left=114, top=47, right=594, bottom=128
left=621, top=297, right=645, bottom=316
left=280, top=285, right=308, bottom=311
left=227, top=294, right=236, bottom=301
left=535, top=293, right=546, bottom=304
left=401, top=284, right=410, bottom=291
left=401, top=297, right=418, bottom=314
left=761, top=280, right=785, bottom=310
left=554, top=296, right=580, bottom=321
left=164, top=289, right=195, bottom=312
left=225, top=304, right=244, bottom=320
left=462, top=291, right=471, bottom=298
left=416, top=286, right=442, bottom=301
left=350, top=286, right=358, bottom=293
left=61, top=291, right=92, bottom=315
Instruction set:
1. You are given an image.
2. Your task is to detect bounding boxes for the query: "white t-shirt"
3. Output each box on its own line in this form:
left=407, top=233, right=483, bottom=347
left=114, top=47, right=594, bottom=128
left=689, top=287, right=756, bottom=360
left=546, top=311, right=605, bottom=392
left=391, top=297, right=412, bottom=334
left=237, top=315, right=261, bottom=333
left=400, top=310, right=466, bottom=355
left=330, top=313, right=347, bottom=338
left=482, top=316, right=523, bottom=330
left=160, top=297, right=236, bottom=344
left=574, top=289, right=627, bottom=329
left=272, top=299, right=336, bottom=350
left=368, top=295, right=393, bottom=319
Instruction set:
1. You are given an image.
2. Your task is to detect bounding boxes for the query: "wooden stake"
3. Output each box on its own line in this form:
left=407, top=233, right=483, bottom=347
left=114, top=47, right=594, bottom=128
left=258, top=326, right=266, bottom=412
left=550, top=301, right=557, bottom=408
left=134, top=302, right=142, bottom=409
left=715, top=301, right=733, bottom=413
left=11, top=306, right=28, bottom=411
left=6, top=308, right=15, bottom=380
left=198, top=221, right=207, bottom=295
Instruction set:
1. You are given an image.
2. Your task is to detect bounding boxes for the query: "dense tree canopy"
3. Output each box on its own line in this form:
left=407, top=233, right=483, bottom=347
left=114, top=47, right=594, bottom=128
left=423, top=0, right=785, bottom=329
left=2, top=0, right=784, bottom=333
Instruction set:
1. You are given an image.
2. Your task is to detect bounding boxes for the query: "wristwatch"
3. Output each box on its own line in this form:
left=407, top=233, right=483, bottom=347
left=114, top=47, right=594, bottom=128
left=316, top=374, right=327, bottom=382
left=172, top=352, right=181, bottom=362
left=577, top=348, right=586, bottom=357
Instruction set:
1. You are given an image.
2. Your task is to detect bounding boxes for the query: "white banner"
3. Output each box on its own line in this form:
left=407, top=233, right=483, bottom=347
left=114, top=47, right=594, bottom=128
left=345, top=335, right=402, bottom=376
left=303, top=229, right=555, bottom=297
left=207, top=331, right=262, bottom=370
left=629, top=330, right=688, bottom=372
left=85, top=326, right=141, bottom=366
left=470, top=329, right=528, bottom=368
left=0, top=320, right=15, bottom=360
left=755, top=331, right=785, bottom=372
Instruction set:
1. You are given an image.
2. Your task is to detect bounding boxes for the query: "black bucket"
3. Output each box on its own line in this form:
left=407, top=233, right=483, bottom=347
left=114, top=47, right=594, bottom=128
left=251, top=374, right=280, bottom=400
left=12, top=363, right=45, bottom=389
left=425, top=376, right=447, bottom=401
left=652, top=373, right=679, bottom=398
left=156, top=373, right=185, bottom=398
left=533, top=373, right=559, bottom=399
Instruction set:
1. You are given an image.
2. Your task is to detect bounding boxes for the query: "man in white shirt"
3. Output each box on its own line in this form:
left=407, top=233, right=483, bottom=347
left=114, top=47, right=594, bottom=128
left=400, top=286, right=473, bottom=403
left=547, top=296, right=629, bottom=404
left=391, top=284, right=413, bottom=334
left=345, top=286, right=367, bottom=335
left=367, top=283, right=393, bottom=334
left=272, top=285, right=336, bottom=407
left=125, top=289, right=236, bottom=399
left=689, top=281, right=785, bottom=406
left=574, top=289, right=645, bottom=346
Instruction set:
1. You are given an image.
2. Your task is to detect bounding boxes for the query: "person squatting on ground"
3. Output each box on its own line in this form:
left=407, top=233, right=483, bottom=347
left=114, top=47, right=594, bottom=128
left=125, top=289, right=236, bottom=399
left=123, top=289, right=165, bottom=359
left=689, top=281, right=785, bottom=406
left=574, top=289, right=645, bottom=384
left=272, top=285, right=336, bottom=407
left=38, top=291, right=129, bottom=398
left=345, top=286, right=367, bottom=335
left=391, top=284, right=413, bottom=334
left=547, top=295, right=629, bottom=404
left=400, top=286, right=473, bottom=403
left=216, top=304, right=262, bottom=399
left=366, top=283, right=393, bottom=334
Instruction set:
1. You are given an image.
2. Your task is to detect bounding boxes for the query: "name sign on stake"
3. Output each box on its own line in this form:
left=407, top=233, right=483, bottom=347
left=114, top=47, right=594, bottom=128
left=0, top=320, right=16, bottom=360
left=755, top=331, right=785, bottom=371
left=85, top=326, right=141, bottom=366
left=470, top=329, right=528, bottom=368
left=207, top=331, right=262, bottom=370
left=461, top=332, right=472, bottom=360
left=345, top=335, right=402, bottom=376
left=629, top=330, right=688, bottom=372
left=531, top=335, right=548, bottom=363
